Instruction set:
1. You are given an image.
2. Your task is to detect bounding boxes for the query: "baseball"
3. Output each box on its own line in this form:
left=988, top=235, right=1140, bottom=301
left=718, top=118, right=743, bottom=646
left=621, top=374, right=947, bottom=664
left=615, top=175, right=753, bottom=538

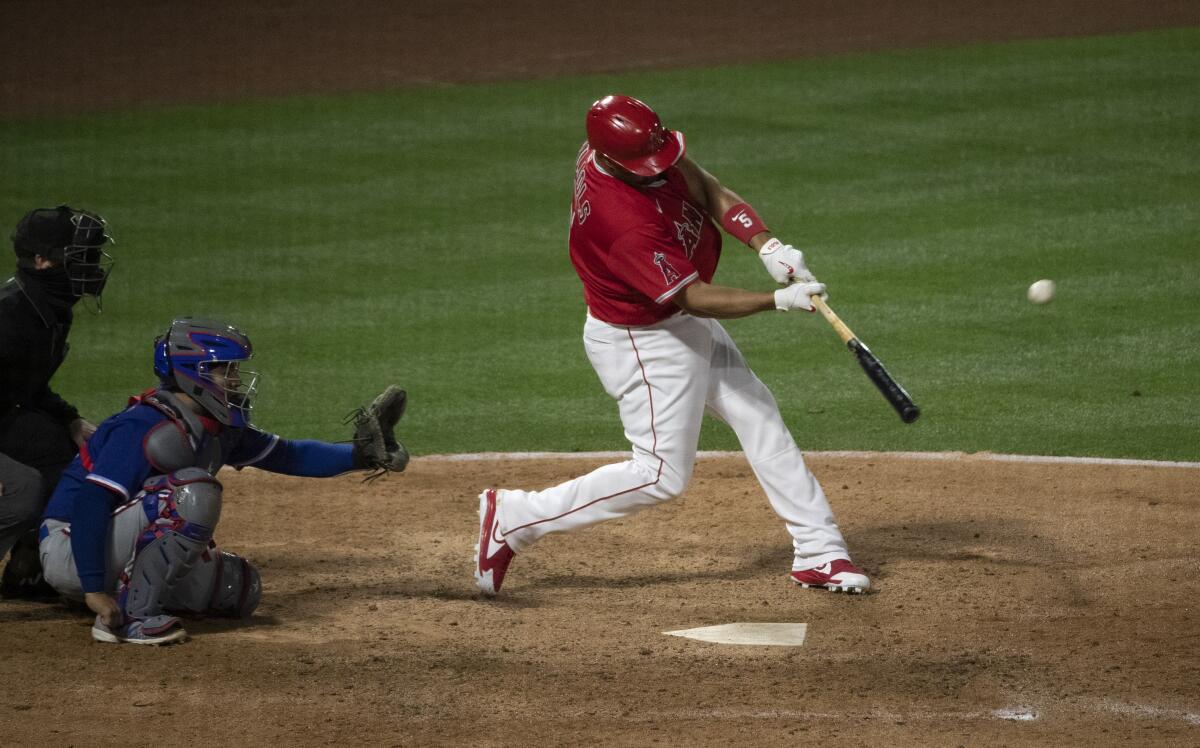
left=1027, top=279, right=1056, bottom=304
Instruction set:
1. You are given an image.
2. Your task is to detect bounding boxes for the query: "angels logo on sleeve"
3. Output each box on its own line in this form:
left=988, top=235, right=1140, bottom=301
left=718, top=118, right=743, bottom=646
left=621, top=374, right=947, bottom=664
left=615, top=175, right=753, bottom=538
left=652, top=252, right=681, bottom=285
left=673, top=201, right=705, bottom=258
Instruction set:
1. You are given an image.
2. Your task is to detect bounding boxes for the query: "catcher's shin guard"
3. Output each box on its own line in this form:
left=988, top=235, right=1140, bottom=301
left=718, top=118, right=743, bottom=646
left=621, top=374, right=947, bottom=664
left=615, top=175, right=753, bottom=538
left=167, top=548, right=262, bottom=618
left=120, top=469, right=222, bottom=619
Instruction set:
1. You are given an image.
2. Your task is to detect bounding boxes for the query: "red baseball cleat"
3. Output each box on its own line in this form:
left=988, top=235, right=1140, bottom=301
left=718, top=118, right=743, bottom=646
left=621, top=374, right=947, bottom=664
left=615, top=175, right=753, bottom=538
left=790, top=559, right=870, bottom=594
left=474, top=489, right=514, bottom=595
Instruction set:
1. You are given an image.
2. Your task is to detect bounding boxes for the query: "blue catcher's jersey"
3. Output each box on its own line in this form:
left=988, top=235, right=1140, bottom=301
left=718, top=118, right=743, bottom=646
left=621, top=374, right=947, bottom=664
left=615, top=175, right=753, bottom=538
left=43, top=400, right=277, bottom=523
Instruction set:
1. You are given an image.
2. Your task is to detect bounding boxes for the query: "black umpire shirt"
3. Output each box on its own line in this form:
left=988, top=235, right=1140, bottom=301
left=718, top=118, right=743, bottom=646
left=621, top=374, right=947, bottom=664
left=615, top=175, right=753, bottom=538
left=0, top=269, right=80, bottom=429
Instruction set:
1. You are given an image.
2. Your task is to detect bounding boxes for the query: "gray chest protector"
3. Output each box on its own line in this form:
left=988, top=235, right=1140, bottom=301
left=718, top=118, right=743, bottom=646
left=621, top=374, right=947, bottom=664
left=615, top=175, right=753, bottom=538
left=141, top=390, right=224, bottom=474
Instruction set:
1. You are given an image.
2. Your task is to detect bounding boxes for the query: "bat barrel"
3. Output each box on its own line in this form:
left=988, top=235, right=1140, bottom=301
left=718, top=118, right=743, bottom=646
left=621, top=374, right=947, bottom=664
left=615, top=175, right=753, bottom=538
left=848, top=339, right=921, bottom=424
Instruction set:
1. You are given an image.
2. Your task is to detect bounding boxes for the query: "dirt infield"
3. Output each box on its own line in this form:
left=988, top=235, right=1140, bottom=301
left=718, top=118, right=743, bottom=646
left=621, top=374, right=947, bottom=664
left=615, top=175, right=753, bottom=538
left=3, top=2, right=1199, bottom=745
left=3, top=455, right=1197, bottom=745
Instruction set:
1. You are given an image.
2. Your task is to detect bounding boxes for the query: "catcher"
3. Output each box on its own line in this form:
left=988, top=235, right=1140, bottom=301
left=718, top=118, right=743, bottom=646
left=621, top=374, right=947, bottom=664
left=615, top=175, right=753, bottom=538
left=38, top=317, right=408, bottom=645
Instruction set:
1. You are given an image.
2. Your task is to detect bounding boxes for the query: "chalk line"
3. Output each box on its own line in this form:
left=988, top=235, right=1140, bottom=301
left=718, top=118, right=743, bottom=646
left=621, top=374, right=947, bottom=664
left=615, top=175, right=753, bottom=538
left=418, top=450, right=1199, bottom=469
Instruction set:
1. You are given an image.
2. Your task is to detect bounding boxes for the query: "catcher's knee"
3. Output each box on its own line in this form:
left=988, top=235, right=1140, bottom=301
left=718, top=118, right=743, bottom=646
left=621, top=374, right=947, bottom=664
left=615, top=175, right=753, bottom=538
left=209, top=551, right=261, bottom=618
left=121, top=470, right=223, bottom=619
left=143, top=468, right=223, bottom=534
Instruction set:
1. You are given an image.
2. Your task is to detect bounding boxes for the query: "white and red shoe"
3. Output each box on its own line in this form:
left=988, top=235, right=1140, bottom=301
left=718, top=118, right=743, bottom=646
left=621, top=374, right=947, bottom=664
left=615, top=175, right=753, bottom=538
left=474, top=489, right=514, bottom=595
left=790, top=559, right=870, bottom=594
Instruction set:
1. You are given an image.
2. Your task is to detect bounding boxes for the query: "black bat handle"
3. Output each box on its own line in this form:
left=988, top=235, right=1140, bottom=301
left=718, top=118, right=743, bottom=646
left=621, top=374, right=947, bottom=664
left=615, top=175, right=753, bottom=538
left=848, top=339, right=921, bottom=424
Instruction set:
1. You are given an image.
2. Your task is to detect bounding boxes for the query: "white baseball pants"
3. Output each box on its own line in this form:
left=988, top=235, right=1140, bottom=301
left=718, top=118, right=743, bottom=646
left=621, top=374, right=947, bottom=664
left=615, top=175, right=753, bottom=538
left=497, top=311, right=852, bottom=570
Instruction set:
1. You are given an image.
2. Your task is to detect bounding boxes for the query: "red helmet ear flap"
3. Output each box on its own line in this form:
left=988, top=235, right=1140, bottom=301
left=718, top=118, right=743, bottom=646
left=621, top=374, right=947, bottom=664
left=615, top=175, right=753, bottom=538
left=586, top=95, right=685, bottom=177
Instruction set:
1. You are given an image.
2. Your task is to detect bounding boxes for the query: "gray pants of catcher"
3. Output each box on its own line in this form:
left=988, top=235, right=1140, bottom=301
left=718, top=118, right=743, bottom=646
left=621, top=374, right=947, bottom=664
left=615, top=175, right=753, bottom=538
left=39, top=492, right=233, bottom=613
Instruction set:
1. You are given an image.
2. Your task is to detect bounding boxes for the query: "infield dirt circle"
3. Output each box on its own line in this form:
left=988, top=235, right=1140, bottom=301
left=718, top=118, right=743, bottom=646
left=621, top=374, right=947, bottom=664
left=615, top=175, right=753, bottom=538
left=2, top=2, right=1198, bottom=746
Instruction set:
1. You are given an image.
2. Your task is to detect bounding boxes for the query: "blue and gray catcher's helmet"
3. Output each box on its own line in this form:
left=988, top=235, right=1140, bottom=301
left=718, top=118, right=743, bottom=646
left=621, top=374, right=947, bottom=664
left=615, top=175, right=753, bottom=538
left=153, top=318, right=258, bottom=427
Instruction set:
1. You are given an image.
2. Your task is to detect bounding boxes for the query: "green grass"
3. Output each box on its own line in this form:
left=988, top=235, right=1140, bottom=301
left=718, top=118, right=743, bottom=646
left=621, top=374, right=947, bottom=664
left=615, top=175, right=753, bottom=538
left=2, top=28, right=1197, bottom=460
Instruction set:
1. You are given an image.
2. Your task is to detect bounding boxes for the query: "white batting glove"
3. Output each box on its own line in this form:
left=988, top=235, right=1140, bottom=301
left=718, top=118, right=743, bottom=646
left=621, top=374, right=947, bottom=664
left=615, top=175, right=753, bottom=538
left=774, top=281, right=826, bottom=312
left=758, top=238, right=817, bottom=286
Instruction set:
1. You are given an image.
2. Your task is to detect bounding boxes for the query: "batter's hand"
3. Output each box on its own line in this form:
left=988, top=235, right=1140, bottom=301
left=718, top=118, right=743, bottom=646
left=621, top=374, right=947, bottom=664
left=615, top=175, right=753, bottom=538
left=85, top=592, right=123, bottom=628
left=774, top=282, right=827, bottom=312
left=759, top=238, right=817, bottom=286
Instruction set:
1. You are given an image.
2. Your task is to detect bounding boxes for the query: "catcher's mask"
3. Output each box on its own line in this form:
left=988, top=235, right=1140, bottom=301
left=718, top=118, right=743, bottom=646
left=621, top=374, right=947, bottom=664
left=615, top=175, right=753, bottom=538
left=586, top=94, right=685, bottom=177
left=154, top=317, right=259, bottom=427
left=11, top=205, right=115, bottom=308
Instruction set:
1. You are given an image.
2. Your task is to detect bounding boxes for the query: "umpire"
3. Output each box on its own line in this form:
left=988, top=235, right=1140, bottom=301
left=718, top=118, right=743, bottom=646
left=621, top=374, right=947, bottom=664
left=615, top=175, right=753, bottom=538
left=0, top=205, right=114, bottom=598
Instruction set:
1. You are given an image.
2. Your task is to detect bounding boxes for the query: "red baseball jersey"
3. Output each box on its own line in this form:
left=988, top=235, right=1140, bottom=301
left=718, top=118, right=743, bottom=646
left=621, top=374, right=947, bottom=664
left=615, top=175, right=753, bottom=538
left=568, top=144, right=722, bottom=325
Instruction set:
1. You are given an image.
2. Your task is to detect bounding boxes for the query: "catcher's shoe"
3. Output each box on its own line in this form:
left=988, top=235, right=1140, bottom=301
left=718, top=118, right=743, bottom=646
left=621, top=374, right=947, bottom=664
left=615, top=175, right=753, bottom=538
left=91, top=614, right=188, bottom=645
left=790, top=559, right=870, bottom=594
left=474, top=489, right=514, bottom=596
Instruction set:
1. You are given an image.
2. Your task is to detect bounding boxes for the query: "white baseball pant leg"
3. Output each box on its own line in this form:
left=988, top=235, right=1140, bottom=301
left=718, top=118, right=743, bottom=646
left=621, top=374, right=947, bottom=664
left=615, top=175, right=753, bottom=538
left=701, top=317, right=851, bottom=570
left=498, top=312, right=711, bottom=551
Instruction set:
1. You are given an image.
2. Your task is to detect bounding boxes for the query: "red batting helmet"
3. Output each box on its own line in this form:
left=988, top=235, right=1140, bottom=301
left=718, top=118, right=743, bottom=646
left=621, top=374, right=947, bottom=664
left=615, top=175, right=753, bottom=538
left=586, top=95, right=685, bottom=177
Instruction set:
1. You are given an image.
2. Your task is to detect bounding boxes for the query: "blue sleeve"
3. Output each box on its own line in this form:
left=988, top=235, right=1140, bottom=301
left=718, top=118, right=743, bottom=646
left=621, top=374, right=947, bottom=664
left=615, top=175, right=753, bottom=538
left=71, top=417, right=157, bottom=593
left=244, top=438, right=356, bottom=477
left=83, top=420, right=157, bottom=500
left=70, top=481, right=125, bottom=594
left=226, top=427, right=279, bottom=467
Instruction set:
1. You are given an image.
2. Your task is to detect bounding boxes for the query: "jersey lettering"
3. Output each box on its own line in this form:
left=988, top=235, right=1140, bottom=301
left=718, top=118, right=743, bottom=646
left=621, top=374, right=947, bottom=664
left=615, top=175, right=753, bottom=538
left=653, top=252, right=681, bottom=285
left=572, top=143, right=590, bottom=224
left=574, top=199, right=591, bottom=225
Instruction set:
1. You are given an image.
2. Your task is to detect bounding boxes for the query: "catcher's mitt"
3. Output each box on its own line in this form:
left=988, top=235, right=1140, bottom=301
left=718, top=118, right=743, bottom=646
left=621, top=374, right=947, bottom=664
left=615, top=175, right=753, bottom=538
left=349, top=385, right=409, bottom=480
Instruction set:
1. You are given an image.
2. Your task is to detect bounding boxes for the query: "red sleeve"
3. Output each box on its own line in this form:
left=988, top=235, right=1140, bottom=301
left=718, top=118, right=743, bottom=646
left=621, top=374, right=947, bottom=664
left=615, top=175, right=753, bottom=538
left=606, top=225, right=700, bottom=305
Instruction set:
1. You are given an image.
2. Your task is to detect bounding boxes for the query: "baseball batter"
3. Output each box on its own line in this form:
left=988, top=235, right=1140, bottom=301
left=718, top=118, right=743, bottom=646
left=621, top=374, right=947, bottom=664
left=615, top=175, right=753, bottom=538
left=475, top=95, right=869, bottom=596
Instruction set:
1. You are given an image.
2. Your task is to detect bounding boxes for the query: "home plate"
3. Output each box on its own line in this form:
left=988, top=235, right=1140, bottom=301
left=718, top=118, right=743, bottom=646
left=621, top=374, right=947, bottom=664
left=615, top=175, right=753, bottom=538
left=663, top=623, right=808, bottom=646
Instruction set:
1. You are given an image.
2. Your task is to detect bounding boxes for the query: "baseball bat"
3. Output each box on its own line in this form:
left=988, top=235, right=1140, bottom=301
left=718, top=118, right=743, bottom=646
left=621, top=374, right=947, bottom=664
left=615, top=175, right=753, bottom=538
left=810, top=295, right=921, bottom=424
